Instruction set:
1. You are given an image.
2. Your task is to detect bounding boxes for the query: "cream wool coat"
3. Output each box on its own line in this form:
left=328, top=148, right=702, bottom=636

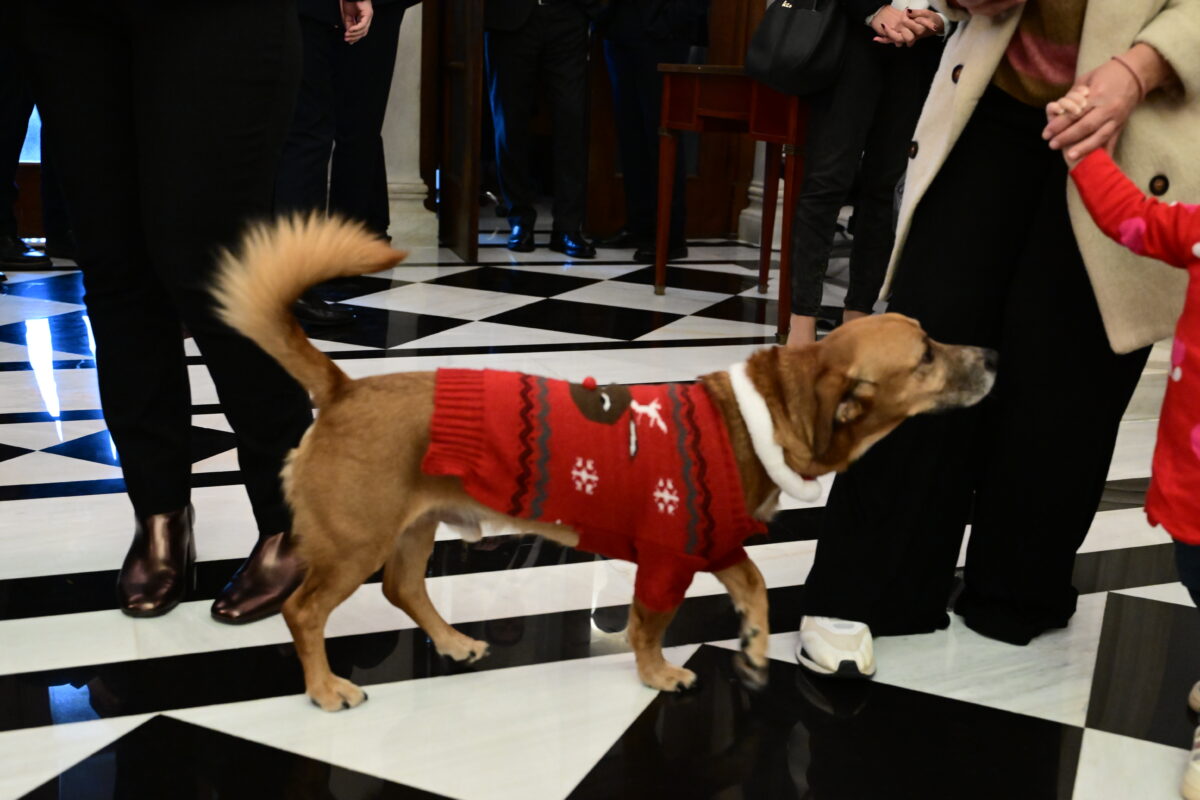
left=885, top=0, right=1200, bottom=354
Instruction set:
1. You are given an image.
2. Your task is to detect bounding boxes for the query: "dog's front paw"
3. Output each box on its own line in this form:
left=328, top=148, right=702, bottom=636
left=309, top=676, right=368, bottom=712
left=733, top=651, right=769, bottom=692
left=437, top=632, right=490, bottom=664
left=639, top=664, right=699, bottom=693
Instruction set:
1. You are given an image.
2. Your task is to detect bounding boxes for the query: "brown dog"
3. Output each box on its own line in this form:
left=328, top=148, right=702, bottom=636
left=214, top=216, right=996, bottom=711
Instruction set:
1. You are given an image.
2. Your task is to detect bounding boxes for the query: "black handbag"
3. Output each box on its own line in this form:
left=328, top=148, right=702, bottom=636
left=744, top=0, right=847, bottom=97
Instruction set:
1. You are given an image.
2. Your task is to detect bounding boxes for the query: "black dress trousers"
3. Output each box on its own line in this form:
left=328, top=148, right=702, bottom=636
left=15, top=0, right=315, bottom=536
left=485, top=0, right=591, bottom=233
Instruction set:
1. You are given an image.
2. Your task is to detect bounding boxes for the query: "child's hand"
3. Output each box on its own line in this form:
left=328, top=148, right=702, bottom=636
left=1046, top=86, right=1094, bottom=169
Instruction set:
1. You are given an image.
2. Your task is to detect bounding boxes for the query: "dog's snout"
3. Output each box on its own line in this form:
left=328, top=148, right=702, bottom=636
left=982, top=348, right=999, bottom=373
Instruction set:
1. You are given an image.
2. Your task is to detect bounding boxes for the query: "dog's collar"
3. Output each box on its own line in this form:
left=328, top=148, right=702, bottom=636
left=727, top=362, right=822, bottom=503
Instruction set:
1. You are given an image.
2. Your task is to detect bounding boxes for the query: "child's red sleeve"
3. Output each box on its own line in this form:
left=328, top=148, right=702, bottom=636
left=1070, top=149, right=1199, bottom=270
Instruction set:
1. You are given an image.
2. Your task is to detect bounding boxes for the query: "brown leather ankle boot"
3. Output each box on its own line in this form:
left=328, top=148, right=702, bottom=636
left=210, top=531, right=305, bottom=625
left=117, top=505, right=196, bottom=617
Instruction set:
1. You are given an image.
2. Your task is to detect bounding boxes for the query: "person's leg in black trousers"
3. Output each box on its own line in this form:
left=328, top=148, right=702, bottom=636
left=486, top=23, right=542, bottom=236
left=957, top=163, right=1149, bottom=644
left=19, top=0, right=314, bottom=622
left=328, top=1, right=405, bottom=237
left=787, top=33, right=883, bottom=345
left=604, top=36, right=690, bottom=259
left=803, top=88, right=1149, bottom=647
left=841, top=47, right=926, bottom=318
left=540, top=4, right=590, bottom=240
left=275, top=15, right=339, bottom=219
left=803, top=89, right=1072, bottom=636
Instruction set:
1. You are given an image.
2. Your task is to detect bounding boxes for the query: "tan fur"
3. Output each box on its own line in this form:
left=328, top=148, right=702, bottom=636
left=214, top=217, right=996, bottom=710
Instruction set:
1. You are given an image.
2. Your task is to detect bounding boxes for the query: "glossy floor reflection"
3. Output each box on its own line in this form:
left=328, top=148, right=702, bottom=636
left=0, top=241, right=1190, bottom=799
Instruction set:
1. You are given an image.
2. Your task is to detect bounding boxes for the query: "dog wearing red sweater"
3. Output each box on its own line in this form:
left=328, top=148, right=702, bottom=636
left=214, top=216, right=997, bottom=711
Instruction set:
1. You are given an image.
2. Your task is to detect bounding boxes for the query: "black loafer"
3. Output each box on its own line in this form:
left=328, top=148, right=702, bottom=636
left=0, top=235, right=51, bottom=268
left=594, top=228, right=650, bottom=250
left=633, top=243, right=688, bottom=264
left=507, top=224, right=536, bottom=253
left=549, top=230, right=596, bottom=260
left=293, top=290, right=354, bottom=327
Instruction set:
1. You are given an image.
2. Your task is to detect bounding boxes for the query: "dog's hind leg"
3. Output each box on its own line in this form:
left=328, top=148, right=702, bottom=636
left=283, top=535, right=380, bottom=712
left=382, top=515, right=489, bottom=664
left=715, top=557, right=769, bottom=691
left=628, top=599, right=697, bottom=692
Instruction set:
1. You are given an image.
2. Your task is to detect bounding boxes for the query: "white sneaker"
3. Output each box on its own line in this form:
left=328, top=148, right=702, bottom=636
left=1182, top=725, right=1200, bottom=800
left=1189, top=681, right=1200, bottom=714
left=796, top=615, right=876, bottom=678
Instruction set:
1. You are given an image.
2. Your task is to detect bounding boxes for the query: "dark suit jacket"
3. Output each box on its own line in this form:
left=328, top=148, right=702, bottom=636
left=599, top=0, right=708, bottom=44
left=484, top=0, right=602, bottom=33
left=300, top=0, right=421, bottom=27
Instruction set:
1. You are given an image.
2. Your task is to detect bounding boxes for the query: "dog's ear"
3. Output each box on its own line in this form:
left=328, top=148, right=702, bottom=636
left=811, top=369, right=870, bottom=460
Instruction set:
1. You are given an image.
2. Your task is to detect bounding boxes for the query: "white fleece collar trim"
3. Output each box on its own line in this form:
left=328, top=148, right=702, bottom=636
left=727, top=361, right=823, bottom=503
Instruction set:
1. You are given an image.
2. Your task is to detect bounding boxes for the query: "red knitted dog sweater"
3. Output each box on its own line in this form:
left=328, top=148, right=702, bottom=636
left=421, top=368, right=765, bottom=611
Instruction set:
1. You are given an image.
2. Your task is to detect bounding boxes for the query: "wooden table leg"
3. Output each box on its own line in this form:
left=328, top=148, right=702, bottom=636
left=758, top=143, right=782, bottom=295
left=777, top=143, right=803, bottom=344
left=654, top=128, right=679, bottom=296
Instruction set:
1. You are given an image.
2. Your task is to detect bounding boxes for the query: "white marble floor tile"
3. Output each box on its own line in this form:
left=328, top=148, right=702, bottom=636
left=191, top=413, right=233, bottom=432
left=1071, top=728, right=1187, bottom=800
left=0, top=341, right=90, bottom=362
left=341, top=282, right=541, bottom=320
left=552, top=280, right=729, bottom=316
left=0, top=368, right=100, bottom=414
left=0, top=539, right=812, bottom=674
left=0, top=486, right=260, bottom=581
left=1117, top=582, right=1195, bottom=608
left=191, top=449, right=240, bottom=474
left=635, top=316, right=776, bottom=341
left=517, top=263, right=646, bottom=280
left=721, top=592, right=1106, bottom=729
left=0, top=419, right=108, bottom=450
left=170, top=645, right=699, bottom=800
left=392, top=320, right=616, bottom=350
left=1078, top=507, right=1171, bottom=553
left=0, top=295, right=82, bottom=327
left=0, top=450, right=123, bottom=486
left=0, top=715, right=153, bottom=800
left=367, top=264, right=475, bottom=282
left=475, top=248, right=599, bottom=265
left=0, top=270, right=79, bottom=285
left=1109, top=419, right=1157, bottom=481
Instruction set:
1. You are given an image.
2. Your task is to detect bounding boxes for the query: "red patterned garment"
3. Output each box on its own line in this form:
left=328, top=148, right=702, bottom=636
left=1071, top=150, right=1200, bottom=543
left=421, top=368, right=766, bottom=610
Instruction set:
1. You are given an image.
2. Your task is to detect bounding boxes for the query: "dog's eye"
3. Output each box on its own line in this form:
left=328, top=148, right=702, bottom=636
left=920, top=346, right=934, bottom=366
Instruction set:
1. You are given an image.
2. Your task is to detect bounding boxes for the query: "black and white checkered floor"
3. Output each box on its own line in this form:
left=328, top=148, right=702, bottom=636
left=0, top=235, right=1192, bottom=799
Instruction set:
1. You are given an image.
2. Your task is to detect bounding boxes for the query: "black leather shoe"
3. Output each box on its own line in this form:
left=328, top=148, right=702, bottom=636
left=211, top=531, right=306, bottom=625
left=293, top=289, right=354, bottom=327
left=0, top=235, right=51, bottom=268
left=594, top=228, right=650, bottom=250
left=507, top=224, right=536, bottom=253
left=633, top=243, right=688, bottom=264
left=117, top=505, right=196, bottom=617
left=549, top=230, right=596, bottom=259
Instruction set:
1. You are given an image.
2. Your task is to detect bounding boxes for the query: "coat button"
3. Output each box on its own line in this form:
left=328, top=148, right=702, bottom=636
left=951, top=64, right=963, bottom=83
left=1150, top=174, right=1170, bottom=196
left=908, top=140, right=919, bottom=159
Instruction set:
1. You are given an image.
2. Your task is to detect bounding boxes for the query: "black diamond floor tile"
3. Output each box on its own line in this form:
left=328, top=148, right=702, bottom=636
left=570, top=645, right=1083, bottom=800
left=0, top=272, right=85, bottom=305
left=1087, top=592, right=1200, bottom=750
left=21, top=715, right=449, bottom=800
left=484, top=298, right=681, bottom=340
left=40, top=426, right=239, bottom=467
left=694, top=295, right=779, bottom=326
left=0, top=309, right=94, bottom=356
left=304, top=306, right=468, bottom=349
left=615, top=265, right=760, bottom=295
left=306, top=274, right=407, bottom=303
left=0, top=441, right=31, bottom=463
left=429, top=265, right=596, bottom=297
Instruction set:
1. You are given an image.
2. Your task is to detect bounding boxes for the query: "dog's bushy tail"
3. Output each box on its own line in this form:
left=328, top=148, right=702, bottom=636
left=213, top=214, right=406, bottom=407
